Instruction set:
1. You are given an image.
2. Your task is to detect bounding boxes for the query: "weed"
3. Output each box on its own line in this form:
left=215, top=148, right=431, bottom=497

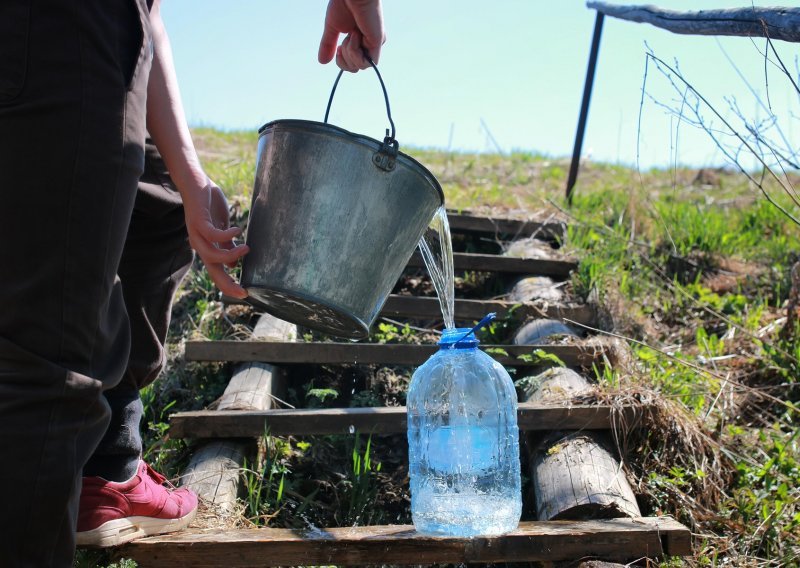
left=517, top=348, right=566, bottom=368
left=73, top=551, right=138, bottom=568
left=241, top=433, right=293, bottom=526
left=338, top=435, right=383, bottom=526
left=372, top=321, right=414, bottom=344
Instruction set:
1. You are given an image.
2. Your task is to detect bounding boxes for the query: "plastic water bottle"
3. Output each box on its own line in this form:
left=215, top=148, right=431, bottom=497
left=406, top=326, right=522, bottom=536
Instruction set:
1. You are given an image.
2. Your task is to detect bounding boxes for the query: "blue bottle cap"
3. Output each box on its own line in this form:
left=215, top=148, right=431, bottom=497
left=437, top=327, right=479, bottom=349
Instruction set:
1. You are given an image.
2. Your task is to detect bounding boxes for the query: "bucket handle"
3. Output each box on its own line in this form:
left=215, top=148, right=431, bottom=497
left=323, top=55, right=399, bottom=172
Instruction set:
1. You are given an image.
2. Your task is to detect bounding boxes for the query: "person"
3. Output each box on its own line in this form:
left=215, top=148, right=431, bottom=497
left=0, top=0, right=384, bottom=565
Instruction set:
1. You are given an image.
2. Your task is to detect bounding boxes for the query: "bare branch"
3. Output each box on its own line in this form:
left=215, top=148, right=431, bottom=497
left=645, top=51, right=800, bottom=225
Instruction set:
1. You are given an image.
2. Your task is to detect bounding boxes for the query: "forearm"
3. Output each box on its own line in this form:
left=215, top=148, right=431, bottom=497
left=146, top=0, right=207, bottom=194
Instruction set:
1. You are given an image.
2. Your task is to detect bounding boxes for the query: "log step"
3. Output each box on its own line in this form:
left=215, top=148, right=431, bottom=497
left=184, top=341, right=604, bottom=367
left=445, top=211, right=567, bottom=241
left=118, top=517, right=691, bottom=567
left=408, top=251, right=576, bottom=277
left=169, top=403, right=644, bottom=438
left=382, top=295, right=595, bottom=325
left=225, top=295, right=596, bottom=327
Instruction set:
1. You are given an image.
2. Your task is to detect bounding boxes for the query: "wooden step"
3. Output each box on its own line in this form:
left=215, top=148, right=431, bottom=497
left=185, top=341, right=604, bottom=367
left=382, top=295, right=594, bottom=325
left=118, top=517, right=690, bottom=567
left=170, top=403, right=644, bottom=439
left=446, top=211, right=567, bottom=241
left=407, top=251, right=576, bottom=277
left=225, top=295, right=595, bottom=327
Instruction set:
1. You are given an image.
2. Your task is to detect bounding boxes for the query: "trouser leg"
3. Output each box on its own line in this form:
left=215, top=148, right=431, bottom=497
left=83, top=140, right=193, bottom=481
left=0, top=0, right=151, bottom=565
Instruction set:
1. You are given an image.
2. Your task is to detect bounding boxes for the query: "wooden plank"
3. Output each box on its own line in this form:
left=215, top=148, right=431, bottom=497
left=407, top=251, right=577, bottom=277
left=588, top=3, right=800, bottom=43
left=169, top=403, right=644, bottom=439
left=119, top=517, right=691, bottom=567
left=184, top=341, right=603, bottom=367
left=382, top=295, right=596, bottom=326
left=446, top=212, right=567, bottom=241
left=224, top=295, right=596, bottom=327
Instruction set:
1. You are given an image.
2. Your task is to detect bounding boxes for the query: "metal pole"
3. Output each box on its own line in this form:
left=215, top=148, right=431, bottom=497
left=566, top=12, right=604, bottom=206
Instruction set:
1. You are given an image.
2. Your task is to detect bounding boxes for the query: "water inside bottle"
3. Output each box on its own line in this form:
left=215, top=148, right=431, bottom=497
left=407, top=333, right=522, bottom=536
left=408, top=419, right=521, bottom=536
left=418, top=206, right=455, bottom=329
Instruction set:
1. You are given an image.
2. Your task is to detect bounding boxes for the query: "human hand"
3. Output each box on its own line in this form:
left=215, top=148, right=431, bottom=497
left=183, top=181, right=249, bottom=299
left=318, top=0, right=385, bottom=72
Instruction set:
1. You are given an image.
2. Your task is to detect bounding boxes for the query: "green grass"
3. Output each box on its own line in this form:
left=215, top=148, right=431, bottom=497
left=134, top=127, right=800, bottom=566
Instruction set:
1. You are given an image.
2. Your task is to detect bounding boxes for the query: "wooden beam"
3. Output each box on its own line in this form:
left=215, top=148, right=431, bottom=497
left=169, top=403, right=645, bottom=438
left=381, top=295, right=596, bottom=326
left=225, top=295, right=597, bottom=327
left=445, top=212, right=567, bottom=241
left=407, top=251, right=577, bottom=277
left=587, top=2, right=800, bottom=43
left=184, top=341, right=604, bottom=367
left=118, top=517, right=691, bottom=567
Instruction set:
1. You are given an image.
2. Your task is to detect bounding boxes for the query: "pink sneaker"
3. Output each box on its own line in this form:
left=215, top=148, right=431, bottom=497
left=76, top=461, right=198, bottom=547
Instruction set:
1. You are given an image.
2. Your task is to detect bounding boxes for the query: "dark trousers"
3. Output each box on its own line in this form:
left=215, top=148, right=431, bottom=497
left=0, top=1, right=192, bottom=565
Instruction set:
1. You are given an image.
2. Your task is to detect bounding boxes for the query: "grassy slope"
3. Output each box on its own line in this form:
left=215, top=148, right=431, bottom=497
left=79, top=128, right=799, bottom=567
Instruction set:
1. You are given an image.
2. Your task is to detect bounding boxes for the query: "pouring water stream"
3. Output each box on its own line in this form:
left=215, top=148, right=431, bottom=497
left=417, top=206, right=455, bottom=330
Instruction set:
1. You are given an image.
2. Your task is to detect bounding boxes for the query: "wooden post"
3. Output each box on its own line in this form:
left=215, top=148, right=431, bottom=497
left=566, top=11, right=604, bottom=205
left=180, top=313, right=295, bottom=513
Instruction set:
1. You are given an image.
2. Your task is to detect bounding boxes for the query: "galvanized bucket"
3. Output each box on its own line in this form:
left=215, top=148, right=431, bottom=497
left=240, top=62, right=444, bottom=339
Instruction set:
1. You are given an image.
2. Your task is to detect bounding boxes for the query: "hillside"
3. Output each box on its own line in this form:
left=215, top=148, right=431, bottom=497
left=78, top=127, right=799, bottom=567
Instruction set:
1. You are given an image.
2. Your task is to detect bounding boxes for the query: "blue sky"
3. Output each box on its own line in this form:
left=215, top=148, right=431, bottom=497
left=162, top=1, right=799, bottom=168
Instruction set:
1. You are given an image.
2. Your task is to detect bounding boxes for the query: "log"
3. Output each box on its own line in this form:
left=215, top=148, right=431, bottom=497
left=533, top=433, right=641, bottom=521
left=503, top=237, right=557, bottom=260
left=508, top=276, right=567, bottom=303
left=516, top=345, right=640, bottom=522
left=514, top=319, right=580, bottom=345
left=180, top=314, right=296, bottom=513
left=178, top=440, right=250, bottom=513
left=216, top=362, right=286, bottom=413
left=521, top=367, right=594, bottom=403
left=587, top=2, right=800, bottom=43
left=504, top=238, right=569, bottom=304
left=253, top=315, right=297, bottom=342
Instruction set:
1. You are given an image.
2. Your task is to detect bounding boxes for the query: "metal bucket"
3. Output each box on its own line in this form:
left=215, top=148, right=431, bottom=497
left=240, top=63, right=444, bottom=339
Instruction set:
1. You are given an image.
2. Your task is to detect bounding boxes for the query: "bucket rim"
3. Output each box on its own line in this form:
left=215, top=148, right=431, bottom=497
left=257, top=119, right=444, bottom=205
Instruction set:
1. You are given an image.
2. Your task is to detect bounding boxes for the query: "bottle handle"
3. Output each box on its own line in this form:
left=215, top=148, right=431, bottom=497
left=452, top=313, right=497, bottom=348
left=323, top=53, right=399, bottom=172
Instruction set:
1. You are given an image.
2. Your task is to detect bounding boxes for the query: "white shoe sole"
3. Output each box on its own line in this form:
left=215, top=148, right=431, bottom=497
left=76, top=507, right=197, bottom=548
